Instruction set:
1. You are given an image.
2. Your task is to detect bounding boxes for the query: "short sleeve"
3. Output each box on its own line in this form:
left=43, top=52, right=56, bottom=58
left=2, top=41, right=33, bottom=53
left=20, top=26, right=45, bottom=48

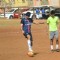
left=56, top=17, right=59, bottom=23
left=28, top=18, right=33, bottom=23
left=47, top=18, right=50, bottom=24
left=21, top=18, right=24, bottom=24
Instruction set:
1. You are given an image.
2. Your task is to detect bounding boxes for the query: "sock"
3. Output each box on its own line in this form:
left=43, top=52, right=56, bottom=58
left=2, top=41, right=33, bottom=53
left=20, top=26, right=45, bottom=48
left=56, top=44, right=59, bottom=49
left=27, top=40, right=32, bottom=51
left=50, top=45, right=53, bottom=50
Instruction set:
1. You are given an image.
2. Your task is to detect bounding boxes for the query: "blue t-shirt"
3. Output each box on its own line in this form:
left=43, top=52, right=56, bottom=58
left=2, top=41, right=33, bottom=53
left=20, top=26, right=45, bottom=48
left=42, top=9, right=45, bottom=14
left=36, top=9, right=40, bottom=15
left=21, top=18, right=33, bottom=33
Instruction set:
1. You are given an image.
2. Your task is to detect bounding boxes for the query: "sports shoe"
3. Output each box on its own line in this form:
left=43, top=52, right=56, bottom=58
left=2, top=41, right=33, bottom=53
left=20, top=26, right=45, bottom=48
left=27, top=50, right=34, bottom=57
left=56, top=49, right=60, bottom=52
left=51, top=49, right=54, bottom=52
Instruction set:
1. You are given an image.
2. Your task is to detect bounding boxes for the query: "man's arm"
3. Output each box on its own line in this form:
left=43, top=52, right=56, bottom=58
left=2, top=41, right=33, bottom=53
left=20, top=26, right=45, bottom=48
left=46, top=19, right=50, bottom=34
left=29, top=18, right=39, bottom=24
left=21, top=24, right=24, bottom=33
left=58, top=19, right=60, bottom=32
left=20, top=19, right=24, bottom=34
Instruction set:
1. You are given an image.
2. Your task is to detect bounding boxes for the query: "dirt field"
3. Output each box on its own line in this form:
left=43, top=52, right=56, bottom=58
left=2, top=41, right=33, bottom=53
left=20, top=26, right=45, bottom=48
left=0, top=19, right=60, bottom=60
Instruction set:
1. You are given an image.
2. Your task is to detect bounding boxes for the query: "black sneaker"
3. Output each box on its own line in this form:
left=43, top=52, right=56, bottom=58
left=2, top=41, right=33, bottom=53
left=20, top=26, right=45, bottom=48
left=56, top=49, right=60, bottom=52
left=51, top=49, right=54, bottom=52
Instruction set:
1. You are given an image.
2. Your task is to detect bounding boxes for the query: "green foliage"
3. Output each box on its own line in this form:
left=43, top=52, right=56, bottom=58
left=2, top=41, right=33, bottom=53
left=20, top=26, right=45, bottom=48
left=41, top=0, right=48, bottom=5
left=2, top=0, right=6, bottom=2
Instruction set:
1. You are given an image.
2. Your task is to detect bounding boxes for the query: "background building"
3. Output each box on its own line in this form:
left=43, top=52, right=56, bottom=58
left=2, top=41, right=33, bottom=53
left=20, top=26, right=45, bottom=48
left=33, top=0, right=60, bottom=7
left=0, top=0, right=60, bottom=7
left=48, top=0, right=60, bottom=7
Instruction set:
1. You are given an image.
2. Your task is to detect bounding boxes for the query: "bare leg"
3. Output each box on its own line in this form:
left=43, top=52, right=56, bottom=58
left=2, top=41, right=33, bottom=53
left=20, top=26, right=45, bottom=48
left=27, top=35, right=33, bottom=52
left=30, top=33, right=33, bottom=46
left=50, top=39, right=53, bottom=50
left=56, top=39, right=59, bottom=49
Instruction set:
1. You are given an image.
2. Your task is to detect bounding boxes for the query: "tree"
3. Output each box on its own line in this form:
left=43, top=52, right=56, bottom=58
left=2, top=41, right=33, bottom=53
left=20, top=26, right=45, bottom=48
left=22, top=0, right=25, bottom=3
left=41, top=0, right=48, bottom=5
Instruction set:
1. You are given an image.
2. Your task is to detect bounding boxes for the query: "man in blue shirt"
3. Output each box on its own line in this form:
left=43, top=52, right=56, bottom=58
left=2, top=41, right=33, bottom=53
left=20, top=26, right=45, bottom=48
left=21, top=12, right=33, bottom=53
left=35, top=8, right=41, bottom=19
left=42, top=8, right=45, bottom=19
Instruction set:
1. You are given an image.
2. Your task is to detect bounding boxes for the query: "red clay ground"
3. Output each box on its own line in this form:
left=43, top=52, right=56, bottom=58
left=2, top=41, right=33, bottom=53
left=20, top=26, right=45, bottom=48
left=0, top=19, right=60, bottom=60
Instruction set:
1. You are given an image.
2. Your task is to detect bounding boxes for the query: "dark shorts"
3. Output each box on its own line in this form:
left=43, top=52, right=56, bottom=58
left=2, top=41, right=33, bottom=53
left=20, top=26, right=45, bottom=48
left=49, top=31, right=58, bottom=40
left=23, top=32, right=33, bottom=41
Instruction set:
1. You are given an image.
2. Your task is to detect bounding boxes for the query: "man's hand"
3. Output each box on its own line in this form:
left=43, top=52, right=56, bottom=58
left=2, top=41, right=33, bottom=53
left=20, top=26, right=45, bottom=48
left=21, top=24, right=24, bottom=33
left=22, top=30, right=24, bottom=34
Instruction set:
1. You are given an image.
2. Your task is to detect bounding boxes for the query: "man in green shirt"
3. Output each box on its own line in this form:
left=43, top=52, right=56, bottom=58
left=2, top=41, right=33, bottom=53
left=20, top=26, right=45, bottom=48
left=47, top=10, right=59, bottom=52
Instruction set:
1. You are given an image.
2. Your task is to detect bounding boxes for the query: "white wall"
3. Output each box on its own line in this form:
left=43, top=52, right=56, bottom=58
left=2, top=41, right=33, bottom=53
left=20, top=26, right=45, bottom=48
left=49, top=0, right=60, bottom=7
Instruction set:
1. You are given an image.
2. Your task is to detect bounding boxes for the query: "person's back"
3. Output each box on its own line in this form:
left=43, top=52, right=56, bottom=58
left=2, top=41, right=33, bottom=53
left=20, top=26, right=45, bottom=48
left=42, top=8, right=45, bottom=19
left=42, top=9, right=45, bottom=14
left=35, top=8, right=41, bottom=19
left=36, top=9, right=40, bottom=15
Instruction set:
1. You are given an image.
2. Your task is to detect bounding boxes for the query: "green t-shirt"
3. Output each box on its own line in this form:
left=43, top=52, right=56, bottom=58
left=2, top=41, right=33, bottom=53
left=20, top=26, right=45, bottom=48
left=47, top=16, right=59, bottom=31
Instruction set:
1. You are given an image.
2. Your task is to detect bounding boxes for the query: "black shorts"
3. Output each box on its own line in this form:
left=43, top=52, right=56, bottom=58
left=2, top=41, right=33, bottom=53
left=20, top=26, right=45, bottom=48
left=23, top=32, right=33, bottom=41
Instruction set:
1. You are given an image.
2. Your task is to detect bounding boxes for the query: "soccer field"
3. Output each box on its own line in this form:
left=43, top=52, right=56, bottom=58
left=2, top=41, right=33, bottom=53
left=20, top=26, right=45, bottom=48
left=0, top=19, right=60, bottom=60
